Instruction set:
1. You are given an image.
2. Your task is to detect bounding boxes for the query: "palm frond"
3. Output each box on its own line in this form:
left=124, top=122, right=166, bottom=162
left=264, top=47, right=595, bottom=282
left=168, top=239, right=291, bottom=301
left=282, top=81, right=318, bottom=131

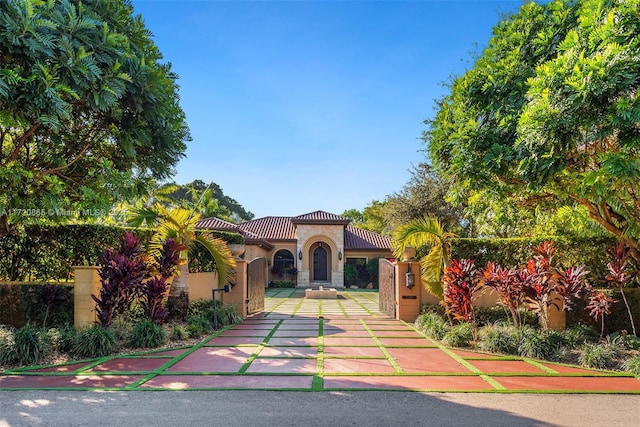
left=127, top=204, right=160, bottom=227
left=195, top=232, right=236, bottom=286
left=391, top=215, right=447, bottom=258
left=420, top=246, right=445, bottom=297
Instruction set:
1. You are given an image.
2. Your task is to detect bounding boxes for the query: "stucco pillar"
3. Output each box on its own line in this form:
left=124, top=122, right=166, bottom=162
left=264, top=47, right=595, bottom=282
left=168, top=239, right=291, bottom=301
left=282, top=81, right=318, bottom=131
left=395, top=261, right=421, bottom=322
left=225, top=260, right=248, bottom=319
left=73, top=266, right=100, bottom=329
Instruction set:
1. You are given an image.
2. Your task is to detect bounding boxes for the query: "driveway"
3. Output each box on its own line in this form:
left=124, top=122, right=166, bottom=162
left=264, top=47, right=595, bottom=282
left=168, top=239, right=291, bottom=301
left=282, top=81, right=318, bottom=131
left=1, top=289, right=639, bottom=393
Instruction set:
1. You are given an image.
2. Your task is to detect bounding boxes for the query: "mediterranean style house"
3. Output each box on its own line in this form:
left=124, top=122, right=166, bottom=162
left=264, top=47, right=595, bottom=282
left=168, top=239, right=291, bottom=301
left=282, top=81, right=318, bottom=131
left=196, top=211, right=392, bottom=288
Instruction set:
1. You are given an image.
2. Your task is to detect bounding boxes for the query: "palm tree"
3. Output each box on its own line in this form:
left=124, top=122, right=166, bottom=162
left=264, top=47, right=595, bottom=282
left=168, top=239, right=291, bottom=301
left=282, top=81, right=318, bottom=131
left=392, top=215, right=456, bottom=298
left=128, top=204, right=236, bottom=318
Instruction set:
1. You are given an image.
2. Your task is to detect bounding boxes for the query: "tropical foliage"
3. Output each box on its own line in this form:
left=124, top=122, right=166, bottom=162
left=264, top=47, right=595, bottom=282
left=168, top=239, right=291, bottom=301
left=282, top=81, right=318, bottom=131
left=426, top=0, right=640, bottom=261
left=0, top=0, right=189, bottom=234
left=392, top=215, right=456, bottom=298
left=128, top=204, right=236, bottom=319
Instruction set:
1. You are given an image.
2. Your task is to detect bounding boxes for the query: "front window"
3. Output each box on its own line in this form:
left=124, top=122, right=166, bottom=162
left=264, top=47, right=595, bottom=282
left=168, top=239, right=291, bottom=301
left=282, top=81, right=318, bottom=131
left=272, top=249, right=294, bottom=277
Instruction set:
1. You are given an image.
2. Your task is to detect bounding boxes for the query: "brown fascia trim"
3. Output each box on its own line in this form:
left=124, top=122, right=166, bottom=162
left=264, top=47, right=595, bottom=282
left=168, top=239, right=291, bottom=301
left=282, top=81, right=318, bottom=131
left=344, top=249, right=392, bottom=253
left=244, top=238, right=275, bottom=251
left=291, top=219, right=350, bottom=226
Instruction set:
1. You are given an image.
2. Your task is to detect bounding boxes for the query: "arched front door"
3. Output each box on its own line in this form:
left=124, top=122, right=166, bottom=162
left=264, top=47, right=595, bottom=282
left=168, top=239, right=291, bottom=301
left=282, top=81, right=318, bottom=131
left=313, top=246, right=328, bottom=281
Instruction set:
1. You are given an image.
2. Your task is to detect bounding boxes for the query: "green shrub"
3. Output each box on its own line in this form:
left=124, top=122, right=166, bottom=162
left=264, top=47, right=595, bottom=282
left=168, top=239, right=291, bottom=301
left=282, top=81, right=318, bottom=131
left=0, top=326, right=16, bottom=365
left=269, top=281, right=296, bottom=288
left=186, top=323, right=203, bottom=338
left=415, top=312, right=450, bottom=340
left=452, top=236, right=617, bottom=282
left=442, top=322, right=473, bottom=347
left=608, top=331, right=640, bottom=350
left=187, top=299, right=240, bottom=329
left=419, top=303, right=446, bottom=317
left=187, top=314, right=213, bottom=338
left=3, top=323, right=50, bottom=366
left=72, top=325, right=117, bottom=358
left=578, top=343, right=620, bottom=369
left=22, top=284, right=74, bottom=328
left=622, top=355, right=640, bottom=377
left=129, top=319, right=166, bottom=348
left=517, top=327, right=569, bottom=360
left=171, top=324, right=189, bottom=341
left=188, top=299, right=214, bottom=318
left=564, top=324, right=599, bottom=346
left=56, top=326, right=77, bottom=353
left=110, top=316, right=134, bottom=343
left=478, top=324, right=519, bottom=355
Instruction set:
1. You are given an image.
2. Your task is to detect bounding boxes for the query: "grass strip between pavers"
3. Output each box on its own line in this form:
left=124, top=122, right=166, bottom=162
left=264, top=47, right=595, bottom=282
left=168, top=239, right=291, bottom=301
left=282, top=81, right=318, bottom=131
left=360, top=319, right=403, bottom=374
left=238, top=320, right=283, bottom=374
left=343, top=293, right=377, bottom=317
left=131, top=325, right=235, bottom=388
left=289, top=296, right=306, bottom=317
left=336, top=298, right=349, bottom=317
left=524, top=358, right=560, bottom=374
left=314, top=319, right=324, bottom=391
left=263, top=292, right=294, bottom=316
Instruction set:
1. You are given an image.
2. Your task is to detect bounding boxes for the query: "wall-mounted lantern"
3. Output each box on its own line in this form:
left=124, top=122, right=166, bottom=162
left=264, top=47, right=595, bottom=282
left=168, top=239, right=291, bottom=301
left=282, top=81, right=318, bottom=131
left=403, top=246, right=416, bottom=289
left=298, top=250, right=303, bottom=260
left=338, top=250, right=342, bottom=261
left=406, top=266, right=415, bottom=289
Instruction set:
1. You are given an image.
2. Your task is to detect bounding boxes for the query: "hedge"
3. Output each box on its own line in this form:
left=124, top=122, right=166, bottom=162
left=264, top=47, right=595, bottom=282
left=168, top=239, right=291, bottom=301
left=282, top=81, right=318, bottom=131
left=0, top=283, right=74, bottom=328
left=0, top=224, right=244, bottom=281
left=450, top=236, right=620, bottom=285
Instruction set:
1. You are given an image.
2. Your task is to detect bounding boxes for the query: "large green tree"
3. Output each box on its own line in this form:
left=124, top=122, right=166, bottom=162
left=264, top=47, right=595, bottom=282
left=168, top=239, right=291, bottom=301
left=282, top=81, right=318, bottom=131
left=384, top=163, right=466, bottom=235
left=426, top=0, right=640, bottom=260
left=0, top=0, right=189, bottom=235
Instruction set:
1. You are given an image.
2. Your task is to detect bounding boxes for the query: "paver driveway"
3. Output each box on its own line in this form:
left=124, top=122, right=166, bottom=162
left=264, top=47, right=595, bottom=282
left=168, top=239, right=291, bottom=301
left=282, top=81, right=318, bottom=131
left=2, top=289, right=640, bottom=393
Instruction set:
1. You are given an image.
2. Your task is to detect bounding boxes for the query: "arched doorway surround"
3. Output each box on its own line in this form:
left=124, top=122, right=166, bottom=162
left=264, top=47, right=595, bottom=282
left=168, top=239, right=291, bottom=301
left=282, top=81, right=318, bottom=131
left=310, top=241, right=331, bottom=282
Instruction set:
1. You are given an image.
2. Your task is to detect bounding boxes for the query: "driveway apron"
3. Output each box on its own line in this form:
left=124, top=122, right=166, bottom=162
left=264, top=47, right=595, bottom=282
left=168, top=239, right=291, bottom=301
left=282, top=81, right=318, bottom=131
left=1, top=289, right=640, bottom=393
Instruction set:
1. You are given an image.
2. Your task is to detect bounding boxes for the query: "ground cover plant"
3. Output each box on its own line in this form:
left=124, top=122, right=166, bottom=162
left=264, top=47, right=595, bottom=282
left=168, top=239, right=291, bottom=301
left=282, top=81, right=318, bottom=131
left=414, top=240, right=640, bottom=376
left=0, top=298, right=242, bottom=371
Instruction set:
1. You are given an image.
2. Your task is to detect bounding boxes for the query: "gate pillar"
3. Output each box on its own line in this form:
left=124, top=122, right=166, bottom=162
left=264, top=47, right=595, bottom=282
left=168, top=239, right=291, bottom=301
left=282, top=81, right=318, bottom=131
left=394, top=261, right=422, bottom=322
left=226, top=259, right=248, bottom=319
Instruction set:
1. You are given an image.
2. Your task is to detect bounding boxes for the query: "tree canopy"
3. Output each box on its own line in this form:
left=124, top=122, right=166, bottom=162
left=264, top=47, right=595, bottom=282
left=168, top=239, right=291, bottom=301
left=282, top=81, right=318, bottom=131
left=425, top=0, right=640, bottom=259
left=0, top=0, right=189, bottom=234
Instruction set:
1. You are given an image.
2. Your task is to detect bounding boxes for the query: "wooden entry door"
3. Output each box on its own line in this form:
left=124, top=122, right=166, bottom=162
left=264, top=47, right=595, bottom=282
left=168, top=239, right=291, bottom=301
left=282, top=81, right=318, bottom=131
left=313, top=246, right=328, bottom=281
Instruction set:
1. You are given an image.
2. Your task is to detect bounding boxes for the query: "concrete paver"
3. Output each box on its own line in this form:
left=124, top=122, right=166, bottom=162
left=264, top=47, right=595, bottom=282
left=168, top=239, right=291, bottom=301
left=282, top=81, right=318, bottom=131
left=1, top=288, right=639, bottom=393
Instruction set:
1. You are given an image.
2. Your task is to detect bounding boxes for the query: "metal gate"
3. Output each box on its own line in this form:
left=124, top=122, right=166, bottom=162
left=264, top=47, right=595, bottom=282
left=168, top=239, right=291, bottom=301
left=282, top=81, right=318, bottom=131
left=246, top=257, right=266, bottom=315
left=378, top=259, right=395, bottom=318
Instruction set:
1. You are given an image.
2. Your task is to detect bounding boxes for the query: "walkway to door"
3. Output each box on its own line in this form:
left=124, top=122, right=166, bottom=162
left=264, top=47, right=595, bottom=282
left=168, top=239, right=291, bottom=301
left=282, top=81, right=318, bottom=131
left=1, top=289, right=640, bottom=393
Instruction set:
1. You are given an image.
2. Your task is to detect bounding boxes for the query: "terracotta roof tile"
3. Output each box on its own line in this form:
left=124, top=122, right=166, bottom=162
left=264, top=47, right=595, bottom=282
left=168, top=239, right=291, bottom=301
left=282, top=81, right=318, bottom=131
left=195, top=217, right=240, bottom=232
left=292, top=210, right=350, bottom=225
left=239, top=216, right=297, bottom=241
left=344, top=225, right=391, bottom=250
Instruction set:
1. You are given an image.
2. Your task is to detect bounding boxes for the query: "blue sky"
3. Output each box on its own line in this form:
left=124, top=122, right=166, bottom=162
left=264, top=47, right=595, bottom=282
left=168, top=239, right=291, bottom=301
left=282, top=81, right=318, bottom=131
left=131, top=0, right=524, bottom=218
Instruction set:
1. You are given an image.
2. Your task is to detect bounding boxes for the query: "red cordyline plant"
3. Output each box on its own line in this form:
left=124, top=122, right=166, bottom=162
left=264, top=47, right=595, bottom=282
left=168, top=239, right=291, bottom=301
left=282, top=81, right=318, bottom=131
left=93, top=233, right=148, bottom=327
left=606, top=242, right=637, bottom=336
left=480, top=262, right=525, bottom=327
left=516, top=241, right=590, bottom=330
left=520, top=241, right=558, bottom=330
left=141, top=238, right=186, bottom=325
left=586, top=291, right=617, bottom=339
left=441, top=258, right=482, bottom=338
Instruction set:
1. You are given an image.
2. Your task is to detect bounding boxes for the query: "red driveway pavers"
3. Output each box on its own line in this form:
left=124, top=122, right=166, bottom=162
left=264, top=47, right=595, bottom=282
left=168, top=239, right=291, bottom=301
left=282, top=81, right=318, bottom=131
left=2, top=289, right=640, bottom=393
left=167, top=347, right=256, bottom=373
left=387, top=348, right=473, bottom=373
left=246, top=358, right=317, bottom=374
left=90, top=357, right=170, bottom=372
left=140, top=375, right=313, bottom=390
left=323, top=358, right=396, bottom=374
left=323, top=375, right=495, bottom=391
